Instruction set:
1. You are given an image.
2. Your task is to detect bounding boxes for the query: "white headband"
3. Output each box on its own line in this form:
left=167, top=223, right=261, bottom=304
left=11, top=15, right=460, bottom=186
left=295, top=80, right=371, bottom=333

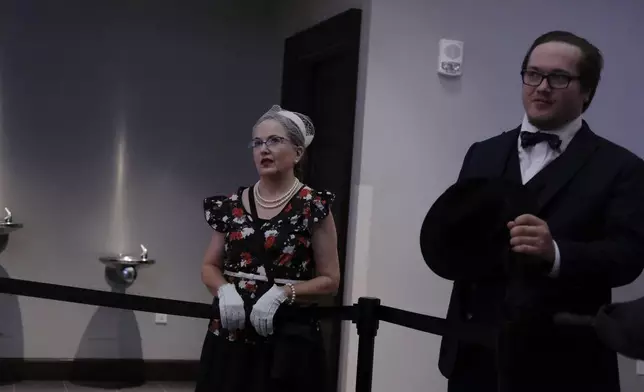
left=277, top=110, right=314, bottom=147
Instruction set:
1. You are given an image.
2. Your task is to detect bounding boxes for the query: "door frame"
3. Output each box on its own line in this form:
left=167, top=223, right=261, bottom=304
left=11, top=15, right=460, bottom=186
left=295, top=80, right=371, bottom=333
left=280, top=8, right=362, bottom=392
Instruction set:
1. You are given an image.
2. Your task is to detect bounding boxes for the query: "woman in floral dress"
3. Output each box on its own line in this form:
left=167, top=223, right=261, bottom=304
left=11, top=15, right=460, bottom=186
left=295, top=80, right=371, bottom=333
left=195, top=105, right=340, bottom=392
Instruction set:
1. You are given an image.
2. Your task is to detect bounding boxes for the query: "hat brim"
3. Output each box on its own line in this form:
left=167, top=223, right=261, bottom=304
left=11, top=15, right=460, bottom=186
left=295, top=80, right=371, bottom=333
left=420, top=177, right=539, bottom=281
left=594, top=297, right=644, bottom=360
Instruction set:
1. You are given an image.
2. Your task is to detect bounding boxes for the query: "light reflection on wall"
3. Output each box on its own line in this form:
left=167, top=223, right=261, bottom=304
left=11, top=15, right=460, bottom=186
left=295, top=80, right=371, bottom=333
left=0, top=66, right=6, bottom=207
left=107, top=83, right=130, bottom=255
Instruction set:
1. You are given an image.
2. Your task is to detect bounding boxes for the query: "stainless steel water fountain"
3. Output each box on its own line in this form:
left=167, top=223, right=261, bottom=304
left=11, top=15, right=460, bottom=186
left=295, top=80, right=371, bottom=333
left=99, top=244, right=155, bottom=284
left=0, top=208, right=23, bottom=235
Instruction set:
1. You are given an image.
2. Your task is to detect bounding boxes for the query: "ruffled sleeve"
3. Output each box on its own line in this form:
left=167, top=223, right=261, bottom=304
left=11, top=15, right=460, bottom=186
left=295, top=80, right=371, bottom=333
left=203, top=195, right=231, bottom=233
left=310, top=189, right=336, bottom=224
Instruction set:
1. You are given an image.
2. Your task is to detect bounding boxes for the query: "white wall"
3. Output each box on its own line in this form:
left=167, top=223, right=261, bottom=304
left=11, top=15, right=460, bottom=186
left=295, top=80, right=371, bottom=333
left=282, top=0, right=644, bottom=391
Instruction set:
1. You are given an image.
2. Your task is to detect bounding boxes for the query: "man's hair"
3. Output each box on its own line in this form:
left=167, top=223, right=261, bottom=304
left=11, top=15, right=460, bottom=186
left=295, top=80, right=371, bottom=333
left=521, top=31, right=604, bottom=112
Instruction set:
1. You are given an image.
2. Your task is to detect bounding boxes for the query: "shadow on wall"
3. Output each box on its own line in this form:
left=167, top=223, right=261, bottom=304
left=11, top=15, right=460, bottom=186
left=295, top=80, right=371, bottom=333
left=0, top=234, right=25, bottom=385
left=69, top=268, right=143, bottom=389
left=438, top=74, right=463, bottom=95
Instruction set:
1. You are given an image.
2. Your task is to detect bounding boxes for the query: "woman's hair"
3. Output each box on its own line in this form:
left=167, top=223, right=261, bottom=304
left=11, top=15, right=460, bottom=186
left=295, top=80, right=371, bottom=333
left=253, top=105, right=315, bottom=180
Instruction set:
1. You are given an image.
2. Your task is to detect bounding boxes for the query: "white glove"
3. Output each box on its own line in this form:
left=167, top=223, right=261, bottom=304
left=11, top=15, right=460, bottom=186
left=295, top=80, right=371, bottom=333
left=250, top=285, right=288, bottom=337
left=217, top=283, right=245, bottom=331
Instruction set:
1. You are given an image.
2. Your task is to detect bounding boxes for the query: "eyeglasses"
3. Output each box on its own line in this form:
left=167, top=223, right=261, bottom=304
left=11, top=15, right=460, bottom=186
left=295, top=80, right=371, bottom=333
left=248, top=135, right=289, bottom=149
left=521, top=70, right=580, bottom=89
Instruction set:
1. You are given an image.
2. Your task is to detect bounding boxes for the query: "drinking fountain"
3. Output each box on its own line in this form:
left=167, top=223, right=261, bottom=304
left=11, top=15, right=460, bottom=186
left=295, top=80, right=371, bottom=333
left=0, top=208, right=23, bottom=235
left=99, top=244, right=155, bottom=285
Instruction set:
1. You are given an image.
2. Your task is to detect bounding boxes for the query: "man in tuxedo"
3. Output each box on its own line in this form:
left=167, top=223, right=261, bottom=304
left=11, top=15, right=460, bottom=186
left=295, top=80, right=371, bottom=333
left=440, top=31, right=644, bottom=392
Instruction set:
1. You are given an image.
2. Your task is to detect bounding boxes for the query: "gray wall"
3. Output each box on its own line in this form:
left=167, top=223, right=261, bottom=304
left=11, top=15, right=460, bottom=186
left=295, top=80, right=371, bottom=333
left=277, top=0, right=644, bottom=391
left=0, top=0, right=283, bottom=360
left=355, top=0, right=644, bottom=391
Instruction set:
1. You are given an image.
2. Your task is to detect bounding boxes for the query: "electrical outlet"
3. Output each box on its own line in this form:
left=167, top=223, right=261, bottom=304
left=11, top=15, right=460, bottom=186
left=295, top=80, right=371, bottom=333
left=636, top=360, right=644, bottom=375
left=155, top=313, right=168, bottom=325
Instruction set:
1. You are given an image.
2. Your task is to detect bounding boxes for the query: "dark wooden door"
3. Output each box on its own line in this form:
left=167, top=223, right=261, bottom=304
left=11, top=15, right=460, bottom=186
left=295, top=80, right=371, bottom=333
left=280, top=8, right=362, bottom=392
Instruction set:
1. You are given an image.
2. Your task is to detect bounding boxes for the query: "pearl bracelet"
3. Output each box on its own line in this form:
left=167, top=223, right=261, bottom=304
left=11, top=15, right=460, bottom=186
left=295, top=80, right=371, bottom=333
left=284, top=283, right=296, bottom=305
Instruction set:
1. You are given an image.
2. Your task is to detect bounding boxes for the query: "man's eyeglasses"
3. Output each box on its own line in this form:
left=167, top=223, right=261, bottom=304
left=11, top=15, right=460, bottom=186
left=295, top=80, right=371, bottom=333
left=248, top=136, right=289, bottom=149
left=521, top=70, right=579, bottom=89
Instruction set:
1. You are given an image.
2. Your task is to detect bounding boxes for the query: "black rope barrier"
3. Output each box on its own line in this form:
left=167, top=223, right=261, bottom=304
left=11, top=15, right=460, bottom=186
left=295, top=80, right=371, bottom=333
left=378, top=304, right=497, bottom=348
left=0, top=277, right=600, bottom=392
left=0, top=277, right=355, bottom=322
left=0, top=277, right=213, bottom=319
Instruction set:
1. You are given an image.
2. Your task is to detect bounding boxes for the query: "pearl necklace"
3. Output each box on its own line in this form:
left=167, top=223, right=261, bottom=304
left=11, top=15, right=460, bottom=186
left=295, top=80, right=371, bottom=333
left=254, top=179, right=301, bottom=209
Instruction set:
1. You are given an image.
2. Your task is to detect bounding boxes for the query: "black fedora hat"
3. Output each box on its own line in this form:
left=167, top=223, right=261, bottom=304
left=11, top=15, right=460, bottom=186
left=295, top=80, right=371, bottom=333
left=420, top=177, right=540, bottom=281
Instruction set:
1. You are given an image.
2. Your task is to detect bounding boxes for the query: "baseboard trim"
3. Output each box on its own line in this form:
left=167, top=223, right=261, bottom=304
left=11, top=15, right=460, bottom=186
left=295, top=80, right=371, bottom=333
left=0, top=358, right=199, bottom=385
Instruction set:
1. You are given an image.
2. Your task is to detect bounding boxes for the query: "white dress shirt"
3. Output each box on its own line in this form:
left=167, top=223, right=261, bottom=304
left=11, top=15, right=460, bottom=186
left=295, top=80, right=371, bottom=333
left=517, top=114, right=583, bottom=277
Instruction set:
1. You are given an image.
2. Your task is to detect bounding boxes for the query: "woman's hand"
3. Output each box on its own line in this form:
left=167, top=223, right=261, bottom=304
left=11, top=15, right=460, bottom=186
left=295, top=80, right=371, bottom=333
left=217, top=283, right=246, bottom=331
left=250, top=285, right=288, bottom=336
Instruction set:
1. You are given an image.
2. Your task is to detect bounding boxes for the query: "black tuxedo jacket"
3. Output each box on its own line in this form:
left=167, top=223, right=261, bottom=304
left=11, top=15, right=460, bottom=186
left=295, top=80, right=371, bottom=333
left=439, top=121, right=644, bottom=391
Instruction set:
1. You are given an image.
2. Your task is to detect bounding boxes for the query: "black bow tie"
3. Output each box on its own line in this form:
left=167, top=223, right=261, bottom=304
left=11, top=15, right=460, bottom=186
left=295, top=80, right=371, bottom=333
left=520, top=131, right=562, bottom=150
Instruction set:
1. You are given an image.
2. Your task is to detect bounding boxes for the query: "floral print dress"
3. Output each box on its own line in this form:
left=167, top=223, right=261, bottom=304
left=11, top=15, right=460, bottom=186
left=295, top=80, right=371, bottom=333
left=195, top=184, right=335, bottom=392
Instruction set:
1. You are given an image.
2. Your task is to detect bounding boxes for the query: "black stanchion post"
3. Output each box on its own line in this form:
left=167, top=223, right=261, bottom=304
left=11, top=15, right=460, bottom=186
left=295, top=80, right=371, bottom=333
left=354, top=297, right=381, bottom=392
left=496, top=322, right=510, bottom=392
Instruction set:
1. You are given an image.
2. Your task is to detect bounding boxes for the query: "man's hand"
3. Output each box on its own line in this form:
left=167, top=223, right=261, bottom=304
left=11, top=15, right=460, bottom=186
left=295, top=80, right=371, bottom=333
left=508, top=214, right=556, bottom=264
